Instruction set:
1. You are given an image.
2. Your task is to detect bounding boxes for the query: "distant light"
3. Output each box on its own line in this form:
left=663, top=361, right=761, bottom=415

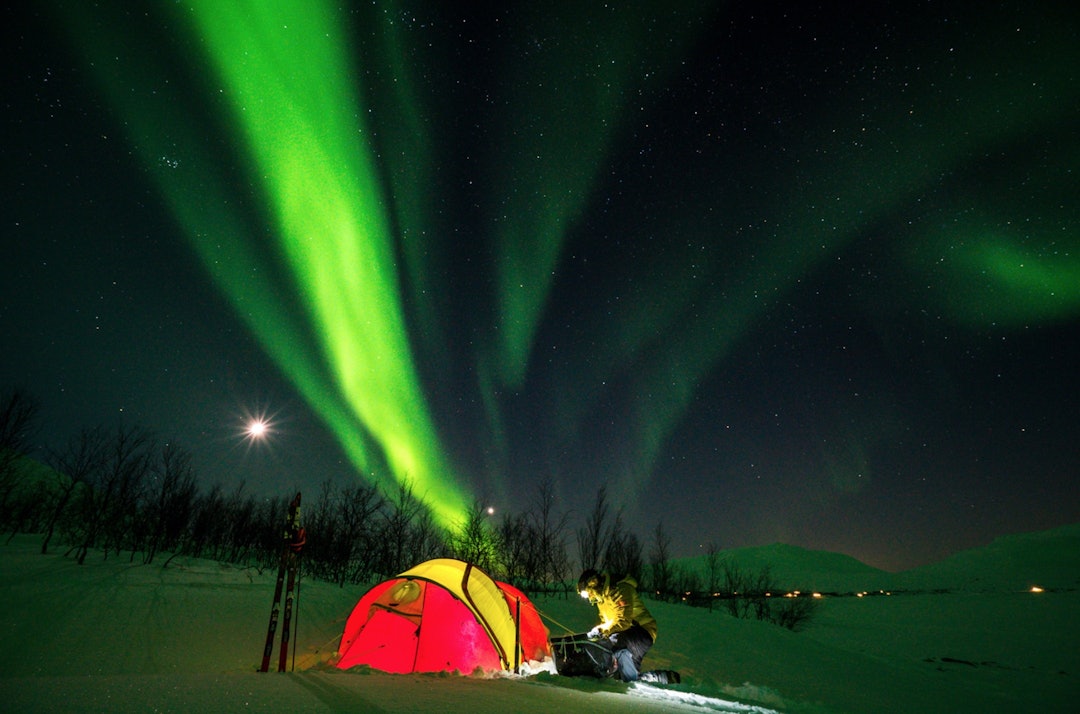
left=1030, top=585, right=1044, bottom=593
left=247, top=419, right=269, bottom=438
left=486, top=506, right=495, bottom=515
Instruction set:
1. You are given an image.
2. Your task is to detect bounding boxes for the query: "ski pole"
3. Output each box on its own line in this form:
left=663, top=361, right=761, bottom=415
left=291, top=558, right=301, bottom=672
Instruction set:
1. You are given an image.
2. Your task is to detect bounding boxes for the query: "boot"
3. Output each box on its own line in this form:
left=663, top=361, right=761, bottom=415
left=639, top=670, right=681, bottom=684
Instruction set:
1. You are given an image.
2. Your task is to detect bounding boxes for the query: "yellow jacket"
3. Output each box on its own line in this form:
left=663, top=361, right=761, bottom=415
left=593, top=576, right=657, bottom=641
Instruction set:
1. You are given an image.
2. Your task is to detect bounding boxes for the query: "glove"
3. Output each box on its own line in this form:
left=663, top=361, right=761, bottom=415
left=609, top=633, right=619, bottom=644
left=586, top=627, right=601, bottom=639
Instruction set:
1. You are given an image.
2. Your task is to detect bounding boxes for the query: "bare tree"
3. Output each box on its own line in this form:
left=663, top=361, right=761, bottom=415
left=337, top=481, right=384, bottom=585
left=183, top=483, right=226, bottom=561
left=41, top=427, right=107, bottom=554
left=603, top=512, right=642, bottom=581
left=523, top=479, right=570, bottom=591
left=222, top=482, right=260, bottom=563
left=93, top=425, right=152, bottom=561
left=378, top=480, right=426, bottom=576
left=576, top=485, right=611, bottom=572
left=649, top=520, right=673, bottom=597
left=450, top=501, right=498, bottom=573
left=409, top=507, right=449, bottom=566
left=496, top=510, right=530, bottom=585
left=0, top=389, right=41, bottom=527
left=300, top=480, right=338, bottom=583
left=716, top=559, right=776, bottom=621
left=142, top=442, right=198, bottom=564
left=718, top=559, right=752, bottom=619
left=771, top=594, right=820, bottom=631
left=702, top=541, right=722, bottom=610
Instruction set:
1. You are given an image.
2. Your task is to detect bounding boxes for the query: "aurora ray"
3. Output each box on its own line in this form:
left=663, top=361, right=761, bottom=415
left=479, top=1, right=717, bottom=390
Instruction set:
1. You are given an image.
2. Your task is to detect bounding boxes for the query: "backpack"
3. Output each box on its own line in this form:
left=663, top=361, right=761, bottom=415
left=550, top=632, right=615, bottom=678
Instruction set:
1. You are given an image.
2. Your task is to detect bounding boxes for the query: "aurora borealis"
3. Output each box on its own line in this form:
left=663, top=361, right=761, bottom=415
left=4, top=0, right=1079, bottom=569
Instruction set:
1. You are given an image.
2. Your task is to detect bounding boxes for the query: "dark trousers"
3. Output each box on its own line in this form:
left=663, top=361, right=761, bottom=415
left=610, top=623, right=653, bottom=673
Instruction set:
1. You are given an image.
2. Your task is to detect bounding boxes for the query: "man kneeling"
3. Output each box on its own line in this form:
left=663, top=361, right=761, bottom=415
left=577, top=569, right=679, bottom=684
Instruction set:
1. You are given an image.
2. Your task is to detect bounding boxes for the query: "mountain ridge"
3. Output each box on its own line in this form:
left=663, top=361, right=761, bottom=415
left=675, top=522, right=1080, bottom=593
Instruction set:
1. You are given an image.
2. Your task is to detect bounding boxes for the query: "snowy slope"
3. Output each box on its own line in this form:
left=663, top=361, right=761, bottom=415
left=888, top=522, right=1080, bottom=592
left=678, top=542, right=892, bottom=593
left=1, top=530, right=1076, bottom=713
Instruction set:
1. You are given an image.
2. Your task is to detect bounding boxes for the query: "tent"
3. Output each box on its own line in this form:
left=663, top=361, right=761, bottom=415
left=334, top=558, right=551, bottom=674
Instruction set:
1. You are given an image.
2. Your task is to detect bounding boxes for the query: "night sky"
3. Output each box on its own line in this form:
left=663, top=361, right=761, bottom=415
left=4, top=1, right=1078, bottom=571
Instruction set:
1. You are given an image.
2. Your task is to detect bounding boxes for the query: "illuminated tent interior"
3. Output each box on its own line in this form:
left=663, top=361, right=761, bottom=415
left=335, top=559, right=550, bottom=674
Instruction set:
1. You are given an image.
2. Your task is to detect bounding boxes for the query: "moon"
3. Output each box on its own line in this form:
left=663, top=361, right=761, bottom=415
left=246, top=419, right=269, bottom=438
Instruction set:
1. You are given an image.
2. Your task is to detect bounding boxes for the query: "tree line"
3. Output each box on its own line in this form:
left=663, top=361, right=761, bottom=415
left=0, top=388, right=816, bottom=629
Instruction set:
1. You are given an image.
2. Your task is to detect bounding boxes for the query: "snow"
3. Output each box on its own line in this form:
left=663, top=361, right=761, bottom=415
left=1, top=524, right=1077, bottom=713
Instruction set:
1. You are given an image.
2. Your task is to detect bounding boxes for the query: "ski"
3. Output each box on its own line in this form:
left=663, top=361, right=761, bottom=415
left=259, top=492, right=303, bottom=673
left=278, top=551, right=298, bottom=672
left=258, top=548, right=288, bottom=672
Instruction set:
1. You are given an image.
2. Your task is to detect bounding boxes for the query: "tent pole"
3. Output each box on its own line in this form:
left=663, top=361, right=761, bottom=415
left=514, top=596, right=521, bottom=675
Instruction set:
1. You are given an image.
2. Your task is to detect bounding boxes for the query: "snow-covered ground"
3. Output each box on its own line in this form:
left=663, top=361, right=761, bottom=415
left=1, top=524, right=1076, bottom=713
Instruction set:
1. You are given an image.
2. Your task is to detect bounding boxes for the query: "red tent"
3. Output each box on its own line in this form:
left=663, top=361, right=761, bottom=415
left=335, top=559, right=550, bottom=674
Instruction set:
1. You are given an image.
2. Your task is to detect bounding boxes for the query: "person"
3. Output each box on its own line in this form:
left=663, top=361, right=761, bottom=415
left=577, top=569, right=660, bottom=682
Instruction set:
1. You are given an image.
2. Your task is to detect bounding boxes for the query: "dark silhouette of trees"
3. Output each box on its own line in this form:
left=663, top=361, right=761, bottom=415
left=0, top=389, right=39, bottom=477
left=575, top=486, right=642, bottom=584
left=704, top=541, right=723, bottom=600
left=3, top=385, right=818, bottom=631
left=0, top=389, right=41, bottom=535
left=603, top=513, right=643, bottom=583
left=377, top=480, right=444, bottom=576
left=142, top=442, right=198, bottom=564
left=83, top=425, right=152, bottom=564
left=42, top=427, right=105, bottom=555
left=492, top=480, right=572, bottom=593
left=334, top=481, right=385, bottom=584
left=61, top=425, right=153, bottom=565
left=649, top=520, right=674, bottom=597
left=496, top=510, right=531, bottom=586
left=450, top=501, right=499, bottom=574
left=526, top=479, right=572, bottom=593
left=576, top=485, right=610, bottom=572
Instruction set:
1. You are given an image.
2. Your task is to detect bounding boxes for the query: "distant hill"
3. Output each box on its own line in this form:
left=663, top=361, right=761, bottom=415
left=5, top=454, right=68, bottom=501
left=890, top=522, right=1080, bottom=592
left=675, top=522, right=1080, bottom=594
left=676, top=542, right=891, bottom=594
